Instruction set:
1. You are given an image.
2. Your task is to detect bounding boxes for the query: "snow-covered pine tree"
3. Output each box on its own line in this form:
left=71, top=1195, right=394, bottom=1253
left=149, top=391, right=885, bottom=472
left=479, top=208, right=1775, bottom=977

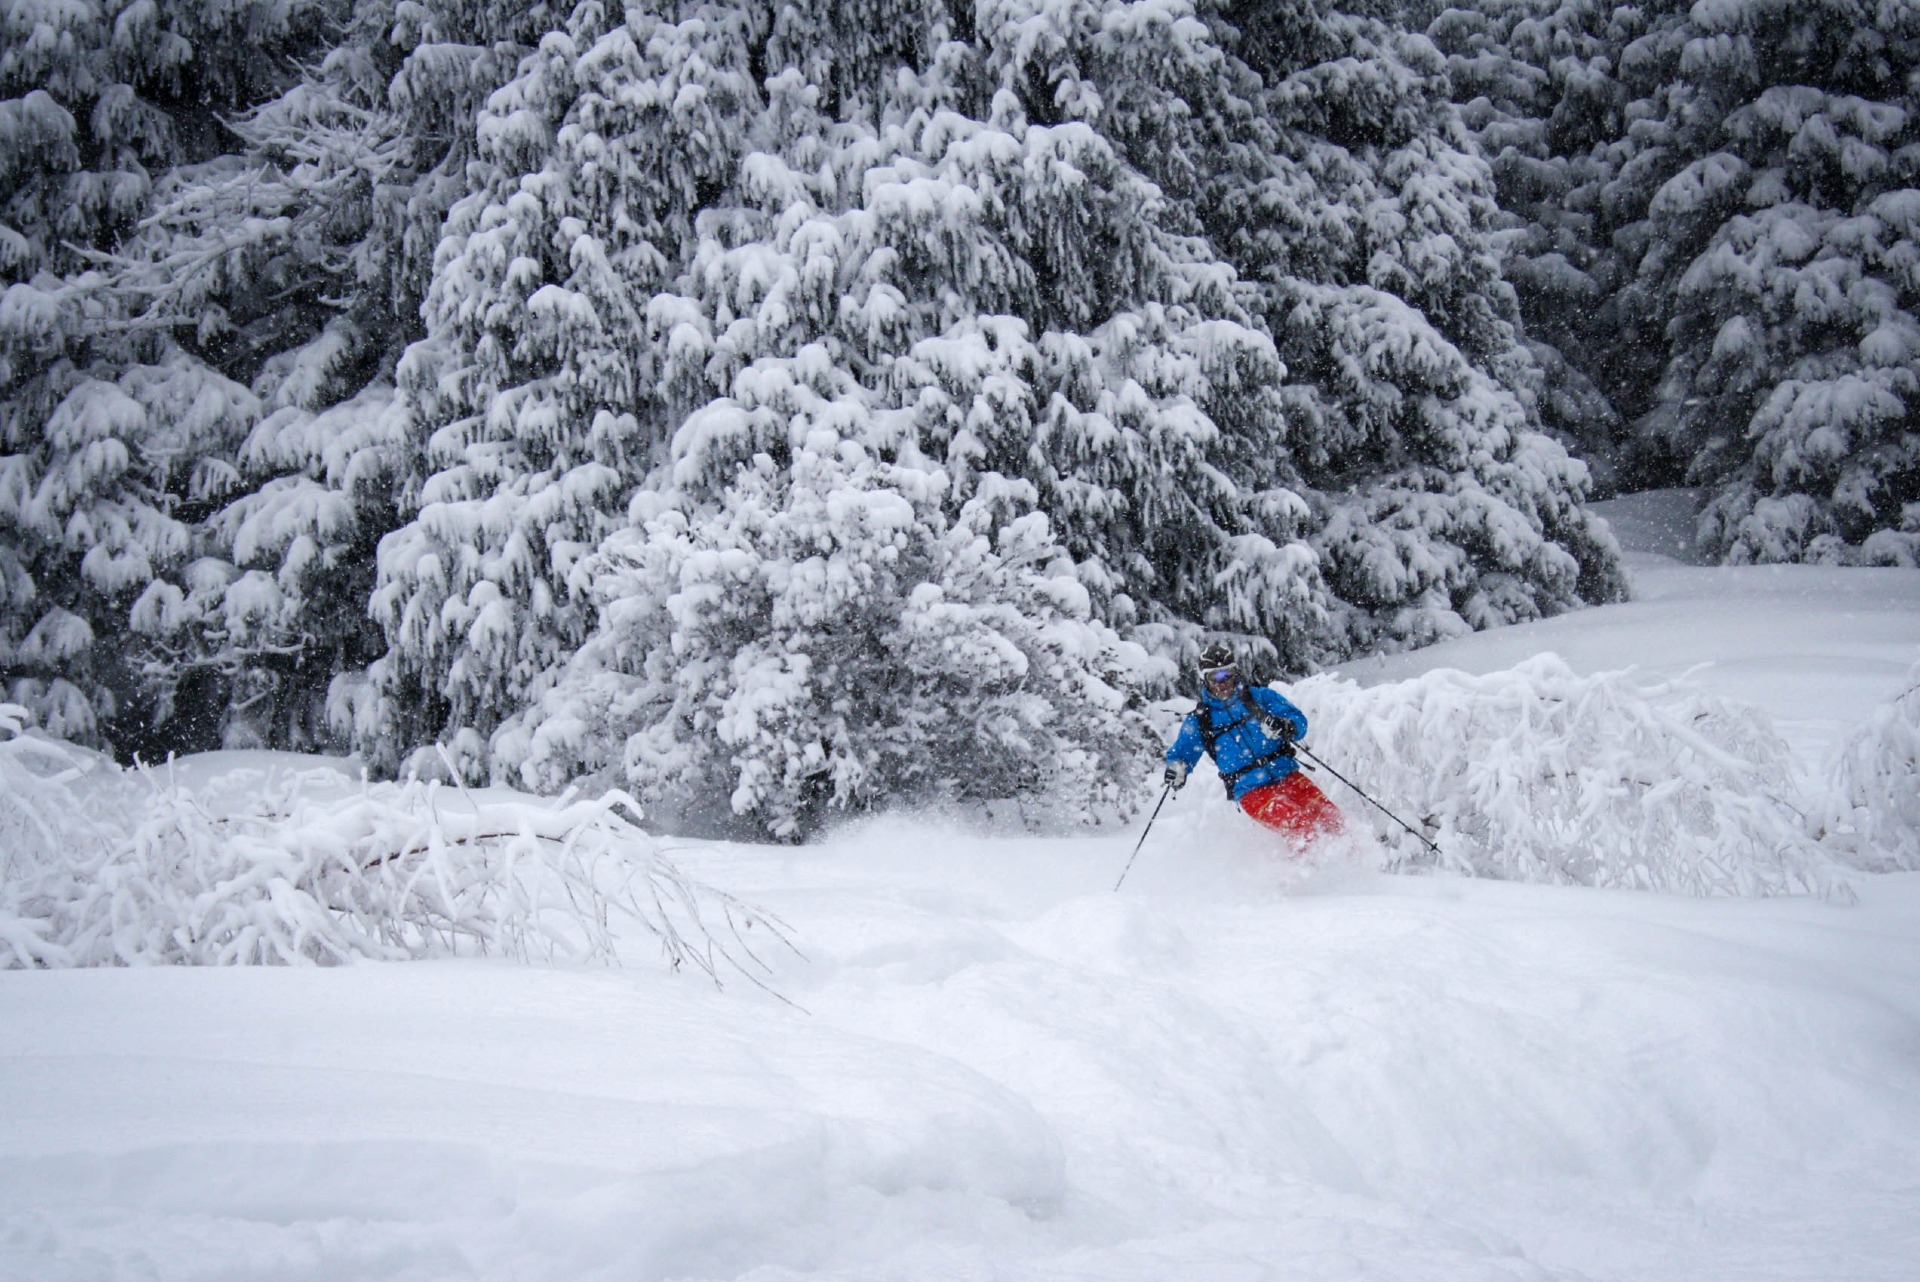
left=461, top=4, right=1236, bottom=831
left=350, top=0, right=773, bottom=777
left=0, top=0, right=340, bottom=750
left=110, top=0, right=561, bottom=750
left=1427, top=0, right=1920, bottom=563
left=1642, top=0, right=1920, bottom=564
left=1420, top=0, right=1657, bottom=480
left=1200, top=0, right=1627, bottom=646
left=366, top=0, right=1317, bottom=814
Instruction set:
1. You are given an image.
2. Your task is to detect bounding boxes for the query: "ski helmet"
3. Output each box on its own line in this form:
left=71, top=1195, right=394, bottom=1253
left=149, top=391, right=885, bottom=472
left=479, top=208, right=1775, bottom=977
left=1196, top=643, right=1238, bottom=692
left=1196, top=642, right=1236, bottom=671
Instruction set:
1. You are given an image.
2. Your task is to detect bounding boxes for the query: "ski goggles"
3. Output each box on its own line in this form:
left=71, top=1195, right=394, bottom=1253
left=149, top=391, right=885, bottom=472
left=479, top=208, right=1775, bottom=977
left=1202, top=667, right=1237, bottom=685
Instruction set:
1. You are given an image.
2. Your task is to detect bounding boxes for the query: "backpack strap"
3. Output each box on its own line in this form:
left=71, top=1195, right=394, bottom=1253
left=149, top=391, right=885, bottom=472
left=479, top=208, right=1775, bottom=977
left=1194, top=697, right=1222, bottom=757
left=1219, top=744, right=1296, bottom=795
left=1194, top=685, right=1254, bottom=754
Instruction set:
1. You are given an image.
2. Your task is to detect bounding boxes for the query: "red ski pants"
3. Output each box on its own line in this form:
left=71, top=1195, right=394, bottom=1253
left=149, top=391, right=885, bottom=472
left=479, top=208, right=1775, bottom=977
left=1239, top=771, right=1344, bottom=845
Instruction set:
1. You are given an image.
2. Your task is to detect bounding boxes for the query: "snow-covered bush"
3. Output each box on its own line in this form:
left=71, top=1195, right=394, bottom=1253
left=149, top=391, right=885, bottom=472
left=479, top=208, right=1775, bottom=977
left=0, top=703, right=123, bottom=964
left=1293, top=656, right=1842, bottom=897
left=1821, top=666, right=1920, bottom=872
left=0, top=718, right=787, bottom=975
left=496, top=434, right=1168, bottom=840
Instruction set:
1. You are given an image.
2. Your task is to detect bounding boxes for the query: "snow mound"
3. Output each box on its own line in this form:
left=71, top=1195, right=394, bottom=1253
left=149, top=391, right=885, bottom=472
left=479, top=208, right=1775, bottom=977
left=1822, top=663, right=1920, bottom=871
left=1294, top=656, right=1843, bottom=897
left=0, top=710, right=786, bottom=975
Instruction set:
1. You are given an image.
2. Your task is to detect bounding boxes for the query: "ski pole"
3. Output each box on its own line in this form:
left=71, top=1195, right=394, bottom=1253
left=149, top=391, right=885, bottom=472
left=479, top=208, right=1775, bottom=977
left=1296, top=744, right=1443, bottom=858
left=1114, top=783, right=1173, bottom=891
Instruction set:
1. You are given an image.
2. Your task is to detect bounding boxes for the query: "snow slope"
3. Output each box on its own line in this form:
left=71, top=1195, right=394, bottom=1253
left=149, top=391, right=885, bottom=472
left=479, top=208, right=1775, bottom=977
left=3, top=494, right=1919, bottom=1282
left=1347, top=490, right=1920, bottom=763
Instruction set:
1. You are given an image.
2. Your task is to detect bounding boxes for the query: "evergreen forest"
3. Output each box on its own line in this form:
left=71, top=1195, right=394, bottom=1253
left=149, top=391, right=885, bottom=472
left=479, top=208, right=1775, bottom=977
left=2, top=0, right=1913, bottom=835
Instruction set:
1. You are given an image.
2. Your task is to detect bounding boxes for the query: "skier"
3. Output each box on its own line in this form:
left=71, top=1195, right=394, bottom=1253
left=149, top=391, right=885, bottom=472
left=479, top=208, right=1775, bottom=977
left=1162, top=644, right=1344, bottom=845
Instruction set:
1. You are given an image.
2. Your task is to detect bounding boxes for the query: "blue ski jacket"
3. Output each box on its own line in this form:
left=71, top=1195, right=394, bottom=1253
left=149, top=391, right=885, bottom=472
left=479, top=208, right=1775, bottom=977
left=1165, top=685, right=1309, bottom=800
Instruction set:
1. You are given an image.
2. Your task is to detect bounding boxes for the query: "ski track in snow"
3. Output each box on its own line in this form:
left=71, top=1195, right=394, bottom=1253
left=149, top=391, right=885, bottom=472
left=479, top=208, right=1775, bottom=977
left=4, top=497, right=1920, bottom=1282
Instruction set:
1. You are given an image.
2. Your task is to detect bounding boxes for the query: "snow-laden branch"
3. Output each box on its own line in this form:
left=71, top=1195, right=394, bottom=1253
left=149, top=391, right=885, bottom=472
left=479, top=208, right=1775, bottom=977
left=0, top=706, right=794, bottom=978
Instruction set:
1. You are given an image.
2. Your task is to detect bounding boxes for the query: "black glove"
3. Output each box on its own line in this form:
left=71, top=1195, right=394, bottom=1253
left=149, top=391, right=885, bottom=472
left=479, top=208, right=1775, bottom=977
left=1163, top=761, right=1188, bottom=791
left=1262, top=715, right=1296, bottom=746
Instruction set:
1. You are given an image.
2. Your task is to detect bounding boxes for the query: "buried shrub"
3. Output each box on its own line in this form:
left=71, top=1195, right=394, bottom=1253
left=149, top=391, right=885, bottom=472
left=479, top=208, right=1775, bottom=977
left=1821, top=665, right=1920, bottom=873
left=0, top=708, right=788, bottom=977
left=1293, top=657, right=1844, bottom=898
